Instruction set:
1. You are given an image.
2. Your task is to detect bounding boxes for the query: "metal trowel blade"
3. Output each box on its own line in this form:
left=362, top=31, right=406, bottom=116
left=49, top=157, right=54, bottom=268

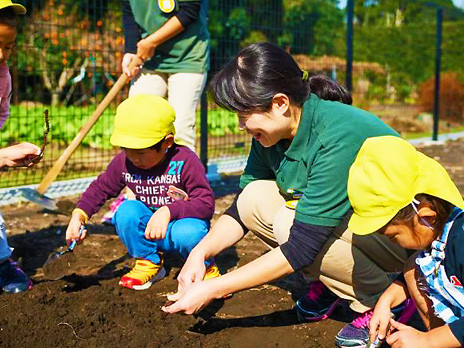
left=43, top=248, right=77, bottom=280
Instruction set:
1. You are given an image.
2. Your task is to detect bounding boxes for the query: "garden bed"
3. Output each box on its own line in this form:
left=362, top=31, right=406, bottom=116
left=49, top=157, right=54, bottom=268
left=1, top=138, right=464, bottom=347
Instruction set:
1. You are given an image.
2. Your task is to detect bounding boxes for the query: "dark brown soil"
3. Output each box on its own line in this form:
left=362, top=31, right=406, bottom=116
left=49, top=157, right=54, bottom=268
left=1, top=138, right=464, bottom=348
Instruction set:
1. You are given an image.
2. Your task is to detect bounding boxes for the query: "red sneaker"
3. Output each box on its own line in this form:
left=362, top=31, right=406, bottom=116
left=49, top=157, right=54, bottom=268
left=119, top=259, right=166, bottom=290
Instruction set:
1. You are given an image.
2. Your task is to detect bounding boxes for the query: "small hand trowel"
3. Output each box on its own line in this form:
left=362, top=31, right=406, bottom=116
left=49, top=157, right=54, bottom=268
left=43, top=225, right=84, bottom=280
left=18, top=188, right=58, bottom=211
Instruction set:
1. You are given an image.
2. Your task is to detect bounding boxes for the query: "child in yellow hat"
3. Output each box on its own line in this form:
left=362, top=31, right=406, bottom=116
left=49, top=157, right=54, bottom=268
left=66, top=95, right=220, bottom=290
left=347, top=135, right=464, bottom=347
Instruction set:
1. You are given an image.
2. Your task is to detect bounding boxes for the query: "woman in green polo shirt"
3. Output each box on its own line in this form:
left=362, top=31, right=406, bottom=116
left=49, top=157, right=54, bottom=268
left=162, top=42, right=409, bottom=348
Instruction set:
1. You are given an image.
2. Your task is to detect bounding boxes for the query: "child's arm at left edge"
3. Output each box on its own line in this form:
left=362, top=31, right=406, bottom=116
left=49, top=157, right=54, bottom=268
left=0, top=143, right=41, bottom=168
left=387, top=319, right=462, bottom=348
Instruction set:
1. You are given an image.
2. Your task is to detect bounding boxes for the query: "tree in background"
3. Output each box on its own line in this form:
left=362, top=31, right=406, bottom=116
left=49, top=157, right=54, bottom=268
left=418, top=72, right=464, bottom=122
left=354, top=0, right=459, bottom=27
left=208, top=0, right=345, bottom=72
left=16, top=0, right=123, bottom=106
left=281, top=0, right=344, bottom=55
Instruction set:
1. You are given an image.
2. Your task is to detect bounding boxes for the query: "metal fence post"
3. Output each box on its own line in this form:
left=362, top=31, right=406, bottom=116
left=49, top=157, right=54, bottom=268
left=200, top=91, right=208, bottom=171
left=346, top=0, right=354, bottom=92
left=433, top=8, right=443, bottom=141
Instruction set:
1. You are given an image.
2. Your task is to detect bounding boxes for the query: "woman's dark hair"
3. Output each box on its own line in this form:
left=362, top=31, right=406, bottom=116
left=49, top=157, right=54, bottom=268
left=390, top=193, right=454, bottom=237
left=210, top=42, right=351, bottom=112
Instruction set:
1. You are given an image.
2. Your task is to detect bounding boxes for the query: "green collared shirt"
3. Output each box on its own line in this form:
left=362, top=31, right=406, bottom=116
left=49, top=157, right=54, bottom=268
left=129, top=0, right=209, bottom=73
left=240, top=94, right=399, bottom=227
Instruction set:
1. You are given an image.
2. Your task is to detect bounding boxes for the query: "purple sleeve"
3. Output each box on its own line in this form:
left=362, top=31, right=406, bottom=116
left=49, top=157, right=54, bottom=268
left=76, top=153, right=126, bottom=218
left=167, top=150, right=215, bottom=220
left=0, top=63, right=12, bottom=129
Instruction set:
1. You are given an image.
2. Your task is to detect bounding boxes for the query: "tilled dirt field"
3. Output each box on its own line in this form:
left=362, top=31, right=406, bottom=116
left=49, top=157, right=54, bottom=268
left=1, top=138, right=464, bottom=348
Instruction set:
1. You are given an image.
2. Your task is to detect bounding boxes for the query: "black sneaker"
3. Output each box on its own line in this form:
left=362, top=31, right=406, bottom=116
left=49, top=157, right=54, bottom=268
left=295, top=280, right=342, bottom=322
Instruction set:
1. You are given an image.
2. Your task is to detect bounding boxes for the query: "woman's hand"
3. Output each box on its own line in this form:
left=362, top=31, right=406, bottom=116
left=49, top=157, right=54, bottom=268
left=122, top=53, right=142, bottom=78
left=162, top=280, right=217, bottom=315
left=145, top=206, right=171, bottom=240
left=0, top=142, right=41, bottom=168
left=176, top=248, right=207, bottom=292
left=66, top=212, right=87, bottom=246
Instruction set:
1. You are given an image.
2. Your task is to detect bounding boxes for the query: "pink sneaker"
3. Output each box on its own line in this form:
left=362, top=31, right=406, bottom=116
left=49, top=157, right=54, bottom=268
left=335, top=309, right=372, bottom=347
left=101, top=193, right=127, bottom=224
left=334, top=299, right=417, bottom=348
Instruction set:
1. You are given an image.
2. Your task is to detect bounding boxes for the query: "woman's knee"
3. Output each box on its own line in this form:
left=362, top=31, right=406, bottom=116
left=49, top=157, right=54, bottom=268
left=272, top=206, right=294, bottom=245
left=237, top=180, right=284, bottom=227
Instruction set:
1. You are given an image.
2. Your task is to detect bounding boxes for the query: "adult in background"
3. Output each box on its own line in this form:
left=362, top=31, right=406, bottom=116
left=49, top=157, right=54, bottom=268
left=162, top=42, right=410, bottom=348
left=121, top=0, right=209, bottom=151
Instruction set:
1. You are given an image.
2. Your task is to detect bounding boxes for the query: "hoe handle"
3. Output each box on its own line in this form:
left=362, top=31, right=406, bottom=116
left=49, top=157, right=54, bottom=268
left=38, top=57, right=143, bottom=195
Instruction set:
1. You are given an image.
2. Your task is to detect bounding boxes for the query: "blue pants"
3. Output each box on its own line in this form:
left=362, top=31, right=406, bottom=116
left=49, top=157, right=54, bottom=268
left=113, top=200, right=212, bottom=266
left=0, top=213, right=13, bottom=262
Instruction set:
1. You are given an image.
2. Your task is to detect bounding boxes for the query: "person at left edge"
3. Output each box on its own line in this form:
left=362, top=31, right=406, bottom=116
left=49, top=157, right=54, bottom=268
left=0, top=0, right=41, bottom=294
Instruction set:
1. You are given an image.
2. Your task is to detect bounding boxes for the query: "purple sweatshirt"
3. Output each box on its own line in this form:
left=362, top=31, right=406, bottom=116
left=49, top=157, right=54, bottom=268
left=0, top=62, right=12, bottom=129
left=77, top=145, right=215, bottom=221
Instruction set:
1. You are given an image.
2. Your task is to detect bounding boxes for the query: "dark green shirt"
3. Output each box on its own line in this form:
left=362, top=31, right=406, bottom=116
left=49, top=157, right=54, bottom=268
left=240, top=94, right=399, bottom=227
left=128, top=0, right=209, bottom=73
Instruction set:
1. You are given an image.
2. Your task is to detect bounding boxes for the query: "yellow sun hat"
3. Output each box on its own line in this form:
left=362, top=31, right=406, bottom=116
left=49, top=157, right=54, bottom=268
left=348, top=136, right=464, bottom=235
left=110, top=95, right=176, bottom=149
left=0, top=0, right=26, bottom=14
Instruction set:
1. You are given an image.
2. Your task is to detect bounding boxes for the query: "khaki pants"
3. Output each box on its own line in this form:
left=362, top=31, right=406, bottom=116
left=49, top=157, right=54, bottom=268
left=237, top=180, right=408, bottom=313
left=129, top=70, right=208, bottom=151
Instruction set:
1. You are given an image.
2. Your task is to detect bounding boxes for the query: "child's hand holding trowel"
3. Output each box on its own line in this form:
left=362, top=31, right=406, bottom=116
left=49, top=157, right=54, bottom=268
left=66, top=208, right=89, bottom=246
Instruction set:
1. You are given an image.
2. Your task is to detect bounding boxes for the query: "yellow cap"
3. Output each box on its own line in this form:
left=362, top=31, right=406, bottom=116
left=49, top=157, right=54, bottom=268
left=0, top=0, right=26, bottom=14
left=110, top=95, right=176, bottom=149
left=348, top=136, right=464, bottom=235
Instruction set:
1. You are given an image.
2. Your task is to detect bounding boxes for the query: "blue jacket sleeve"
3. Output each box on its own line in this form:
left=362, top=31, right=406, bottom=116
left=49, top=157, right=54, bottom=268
left=122, top=0, right=142, bottom=53
left=177, top=1, right=201, bottom=28
left=122, top=0, right=201, bottom=54
left=280, top=220, right=336, bottom=271
left=222, top=190, right=248, bottom=234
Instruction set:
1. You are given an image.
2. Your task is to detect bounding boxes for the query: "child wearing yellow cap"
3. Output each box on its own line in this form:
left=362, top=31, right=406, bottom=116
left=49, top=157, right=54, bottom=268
left=0, top=1, right=45, bottom=294
left=66, top=95, right=220, bottom=290
left=347, top=135, right=464, bottom=347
